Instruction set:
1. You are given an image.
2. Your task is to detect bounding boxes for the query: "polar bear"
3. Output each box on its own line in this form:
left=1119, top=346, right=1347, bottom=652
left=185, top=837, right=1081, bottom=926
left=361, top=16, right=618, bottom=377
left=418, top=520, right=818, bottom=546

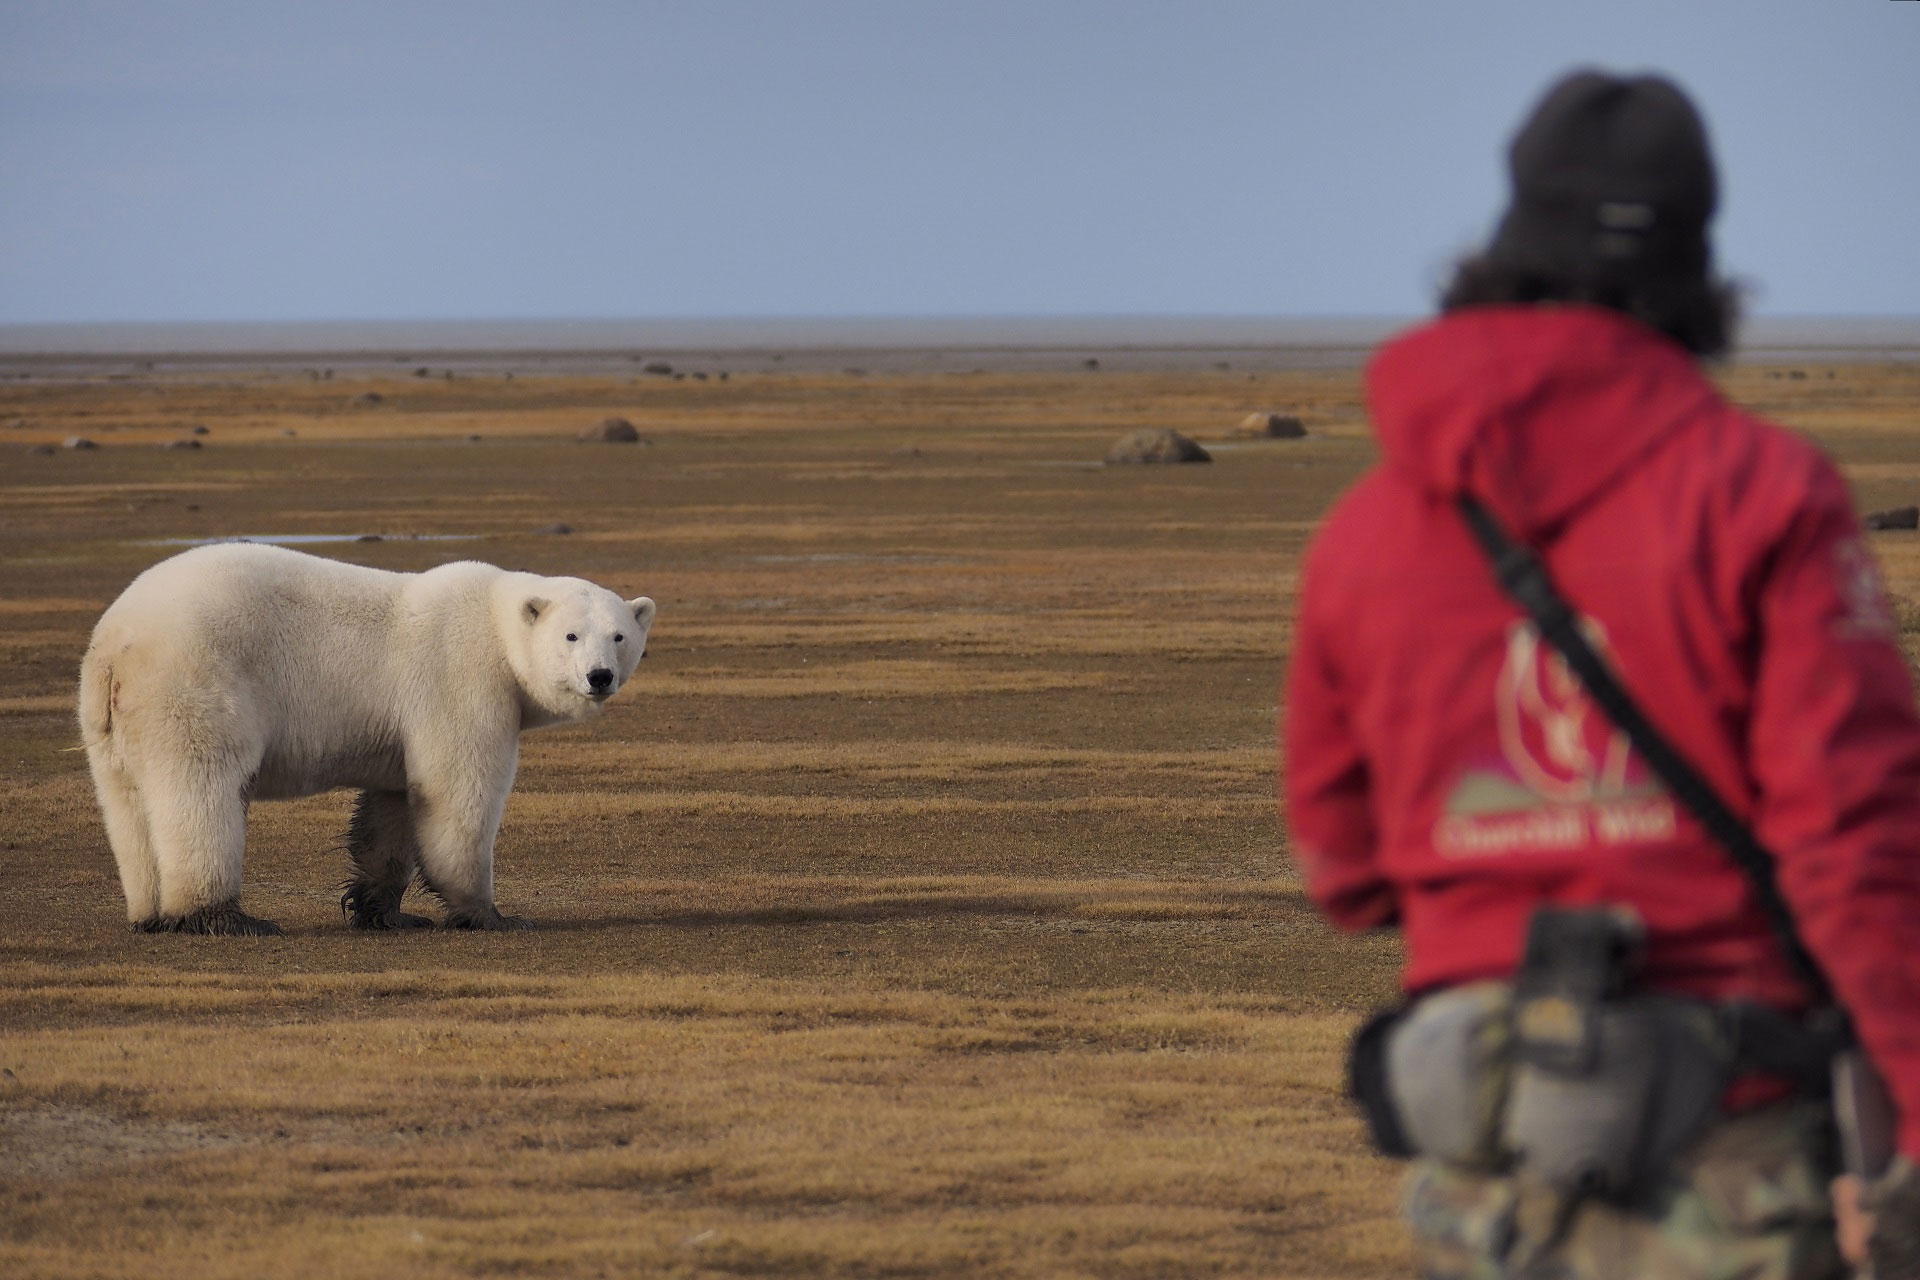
left=77, top=543, right=655, bottom=935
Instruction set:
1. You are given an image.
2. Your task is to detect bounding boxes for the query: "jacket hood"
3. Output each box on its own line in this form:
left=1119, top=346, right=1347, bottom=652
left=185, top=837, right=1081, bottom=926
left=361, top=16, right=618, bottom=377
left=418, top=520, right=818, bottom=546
left=1365, top=305, right=1718, bottom=536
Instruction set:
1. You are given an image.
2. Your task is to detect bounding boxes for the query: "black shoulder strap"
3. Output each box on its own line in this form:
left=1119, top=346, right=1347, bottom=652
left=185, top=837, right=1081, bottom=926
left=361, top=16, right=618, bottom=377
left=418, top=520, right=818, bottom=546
left=1454, top=493, right=1834, bottom=1002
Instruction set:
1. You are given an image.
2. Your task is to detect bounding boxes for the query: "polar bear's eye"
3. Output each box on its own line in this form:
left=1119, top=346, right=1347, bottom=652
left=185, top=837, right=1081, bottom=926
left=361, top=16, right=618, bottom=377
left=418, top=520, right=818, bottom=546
left=565, top=633, right=578, bottom=642
left=614, top=633, right=625, bottom=643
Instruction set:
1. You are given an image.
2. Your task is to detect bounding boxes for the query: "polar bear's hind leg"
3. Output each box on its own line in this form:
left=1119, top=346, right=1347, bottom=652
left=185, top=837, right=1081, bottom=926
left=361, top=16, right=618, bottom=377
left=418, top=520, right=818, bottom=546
left=137, top=902, right=284, bottom=936
left=341, top=789, right=433, bottom=929
left=142, top=754, right=282, bottom=936
left=80, top=655, right=163, bottom=926
left=88, top=753, right=161, bottom=927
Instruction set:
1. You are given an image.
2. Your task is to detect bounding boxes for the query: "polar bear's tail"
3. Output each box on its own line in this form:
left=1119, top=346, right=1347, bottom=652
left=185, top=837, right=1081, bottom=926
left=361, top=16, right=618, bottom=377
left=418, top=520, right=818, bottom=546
left=77, top=646, right=116, bottom=751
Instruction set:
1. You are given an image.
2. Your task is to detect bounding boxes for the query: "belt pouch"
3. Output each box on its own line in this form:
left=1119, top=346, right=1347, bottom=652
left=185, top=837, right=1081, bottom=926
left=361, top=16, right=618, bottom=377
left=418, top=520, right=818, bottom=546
left=1348, top=1004, right=1415, bottom=1158
left=1502, top=906, right=1646, bottom=1196
left=1499, top=908, right=1731, bottom=1198
left=1504, top=1001, right=1660, bottom=1196
left=1384, top=983, right=1514, bottom=1169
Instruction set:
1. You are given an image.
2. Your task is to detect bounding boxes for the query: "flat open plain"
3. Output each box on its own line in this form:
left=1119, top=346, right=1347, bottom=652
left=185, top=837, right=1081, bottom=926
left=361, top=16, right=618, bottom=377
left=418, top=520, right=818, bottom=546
left=3, top=356, right=1918, bottom=1277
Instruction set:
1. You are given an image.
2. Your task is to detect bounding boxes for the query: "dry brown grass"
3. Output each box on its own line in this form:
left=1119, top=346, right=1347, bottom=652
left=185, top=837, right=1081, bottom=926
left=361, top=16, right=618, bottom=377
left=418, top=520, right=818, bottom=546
left=2, top=358, right=1917, bottom=1277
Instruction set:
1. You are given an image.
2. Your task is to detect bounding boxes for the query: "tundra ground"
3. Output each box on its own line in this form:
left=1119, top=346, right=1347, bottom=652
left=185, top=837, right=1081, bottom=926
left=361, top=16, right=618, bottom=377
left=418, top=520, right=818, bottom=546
left=3, top=359, right=1917, bottom=1277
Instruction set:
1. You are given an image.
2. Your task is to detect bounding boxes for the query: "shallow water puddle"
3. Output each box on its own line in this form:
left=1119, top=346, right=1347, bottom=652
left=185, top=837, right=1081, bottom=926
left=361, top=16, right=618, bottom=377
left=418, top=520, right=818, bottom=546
left=140, top=533, right=484, bottom=547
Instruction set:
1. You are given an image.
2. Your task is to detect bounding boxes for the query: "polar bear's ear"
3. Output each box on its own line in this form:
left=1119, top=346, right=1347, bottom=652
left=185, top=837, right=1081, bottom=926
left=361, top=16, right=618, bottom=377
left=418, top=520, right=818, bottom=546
left=522, top=597, right=551, bottom=625
left=628, top=596, right=657, bottom=629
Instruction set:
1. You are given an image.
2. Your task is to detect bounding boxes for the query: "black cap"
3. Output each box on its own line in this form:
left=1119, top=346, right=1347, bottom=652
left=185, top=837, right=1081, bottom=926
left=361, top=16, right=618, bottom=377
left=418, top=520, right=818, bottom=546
left=1487, top=70, right=1717, bottom=280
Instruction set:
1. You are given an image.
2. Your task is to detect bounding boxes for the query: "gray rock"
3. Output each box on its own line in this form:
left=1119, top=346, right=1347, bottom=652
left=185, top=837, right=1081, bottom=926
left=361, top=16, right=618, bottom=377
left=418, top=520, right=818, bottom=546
left=1236, top=411, right=1307, bottom=439
left=1863, top=506, right=1919, bottom=531
left=189, top=424, right=210, bottom=435
left=1105, top=429, right=1210, bottom=465
left=578, top=417, right=643, bottom=443
left=63, top=436, right=98, bottom=450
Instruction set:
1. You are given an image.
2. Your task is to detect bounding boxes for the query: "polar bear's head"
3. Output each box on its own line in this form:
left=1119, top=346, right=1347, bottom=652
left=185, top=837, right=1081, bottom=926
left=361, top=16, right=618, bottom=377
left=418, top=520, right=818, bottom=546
left=518, top=581, right=656, bottom=721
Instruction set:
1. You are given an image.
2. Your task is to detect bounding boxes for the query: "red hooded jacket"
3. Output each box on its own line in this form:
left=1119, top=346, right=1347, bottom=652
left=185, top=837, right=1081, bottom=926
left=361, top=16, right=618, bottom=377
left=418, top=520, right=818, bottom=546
left=1284, top=304, right=1920, bottom=1158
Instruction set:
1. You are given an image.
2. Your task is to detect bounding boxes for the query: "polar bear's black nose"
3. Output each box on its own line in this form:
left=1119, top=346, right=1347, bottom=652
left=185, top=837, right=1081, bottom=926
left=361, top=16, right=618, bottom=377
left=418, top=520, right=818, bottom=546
left=588, top=668, right=615, bottom=692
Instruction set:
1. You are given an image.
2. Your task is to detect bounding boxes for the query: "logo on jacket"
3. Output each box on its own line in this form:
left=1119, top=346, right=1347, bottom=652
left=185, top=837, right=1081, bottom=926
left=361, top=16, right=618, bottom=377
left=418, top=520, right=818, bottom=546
left=1497, top=620, right=1633, bottom=802
left=1434, top=619, right=1674, bottom=857
left=1834, top=538, right=1897, bottom=638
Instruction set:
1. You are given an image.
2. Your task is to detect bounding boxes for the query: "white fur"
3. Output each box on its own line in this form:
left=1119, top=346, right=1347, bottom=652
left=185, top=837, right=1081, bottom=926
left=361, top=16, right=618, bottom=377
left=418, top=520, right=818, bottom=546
left=77, top=543, right=654, bottom=930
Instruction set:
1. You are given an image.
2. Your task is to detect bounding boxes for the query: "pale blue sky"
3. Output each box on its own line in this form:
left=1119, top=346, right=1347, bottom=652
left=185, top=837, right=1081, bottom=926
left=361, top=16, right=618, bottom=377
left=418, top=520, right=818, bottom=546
left=1, top=1, right=1914, bottom=323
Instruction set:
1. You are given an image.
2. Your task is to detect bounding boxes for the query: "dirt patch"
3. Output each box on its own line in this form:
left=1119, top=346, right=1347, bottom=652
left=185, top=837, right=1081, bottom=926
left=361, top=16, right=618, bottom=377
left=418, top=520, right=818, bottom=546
left=0, top=1102, right=253, bottom=1179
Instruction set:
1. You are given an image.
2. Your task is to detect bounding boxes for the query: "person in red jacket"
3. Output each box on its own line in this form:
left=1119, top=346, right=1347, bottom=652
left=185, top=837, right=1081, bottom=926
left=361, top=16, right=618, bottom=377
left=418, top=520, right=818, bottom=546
left=1283, top=70, right=1920, bottom=1276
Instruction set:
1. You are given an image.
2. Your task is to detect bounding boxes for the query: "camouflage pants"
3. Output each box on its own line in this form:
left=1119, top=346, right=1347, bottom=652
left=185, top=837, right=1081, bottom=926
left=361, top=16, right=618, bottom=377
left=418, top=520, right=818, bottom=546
left=1403, top=1101, right=1845, bottom=1280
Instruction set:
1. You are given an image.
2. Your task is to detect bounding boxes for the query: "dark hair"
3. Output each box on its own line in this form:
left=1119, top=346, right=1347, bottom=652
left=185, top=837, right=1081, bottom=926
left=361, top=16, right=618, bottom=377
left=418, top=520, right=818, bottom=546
left=1439, top=254, right=1740, bottom=359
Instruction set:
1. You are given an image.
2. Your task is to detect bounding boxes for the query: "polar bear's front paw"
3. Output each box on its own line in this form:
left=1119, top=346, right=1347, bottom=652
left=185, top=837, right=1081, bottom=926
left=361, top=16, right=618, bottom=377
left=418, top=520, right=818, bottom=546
left=444, top=907, right=535, bottom=932
left=347, top=907, right=436, bottom=931
left=340, top=885, right=435, bottom=931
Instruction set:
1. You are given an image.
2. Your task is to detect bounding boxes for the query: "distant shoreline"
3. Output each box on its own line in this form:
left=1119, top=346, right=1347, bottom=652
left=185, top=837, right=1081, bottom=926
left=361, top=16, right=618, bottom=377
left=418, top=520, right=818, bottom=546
left=2, top=314, right=1915, bottom=375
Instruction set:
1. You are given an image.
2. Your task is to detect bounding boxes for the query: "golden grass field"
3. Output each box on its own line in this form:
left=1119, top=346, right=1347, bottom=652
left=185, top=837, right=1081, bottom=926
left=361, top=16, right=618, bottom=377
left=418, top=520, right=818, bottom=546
left=3, top=356, right=1918, bottom=1278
